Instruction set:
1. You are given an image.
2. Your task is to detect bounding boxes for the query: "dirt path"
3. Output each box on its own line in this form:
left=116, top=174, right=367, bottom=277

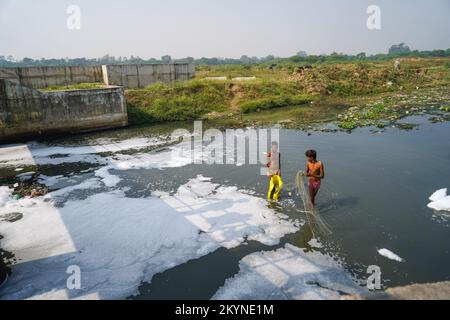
left=230, top=84, right=244, bottom=112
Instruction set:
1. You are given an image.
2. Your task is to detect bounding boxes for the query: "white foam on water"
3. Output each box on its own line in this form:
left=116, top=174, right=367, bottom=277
left=16, top=171, right=36, bottom=181
left=88, top=154, right=189, bottom=189
left=429, top=188, right=447, bottom=202
left=308, top=238, right=323, bottom=248
left=212, top=244, right=364, bottom=300
left=160, top=176, right=299, bottom=248
left=90, top=139, right=209, bottom=188
left=377, top=248, right=404, bottom=262
left=428, top=188, right=450, bottom=212
left=0, top=197, right=77, bottom=264
left=0, top=137, right=165, bottom=167
left=114, top=137, right=208, bottom=170
left=38, top=175, right=65, bottom=187
left=0, top=186, right=12, bottom=207
left=94, top=166, right=122, bottom=188
left=0, top=175, right=298, bottom=300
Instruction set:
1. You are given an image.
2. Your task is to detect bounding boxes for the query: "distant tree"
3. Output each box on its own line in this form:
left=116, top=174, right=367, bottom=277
left=356, top=52, right=366, bottom=59
left=433, top=49, right=446, bottom=57
left=388, top=43, right=411, bottom=55
left=161, top=55, right=172, bottom=63
left=22, top=57, right=34, bottom=64
left=296, top=51, right=308, bottom=57
left=240, top=55, right=251, bottom=64
left=2, top=48, right=450, bottom=67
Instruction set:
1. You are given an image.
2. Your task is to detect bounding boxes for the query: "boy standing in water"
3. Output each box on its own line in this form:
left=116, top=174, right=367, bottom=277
left=267, top=141, right=281, bottom=177
left=266, top=141, right=282, bottom=200
left=304, top=150, right=324, bottom=206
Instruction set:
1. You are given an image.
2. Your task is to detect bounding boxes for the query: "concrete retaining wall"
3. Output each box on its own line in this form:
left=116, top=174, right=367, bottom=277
left=0, top=64, right=195, bottom=89
left=0, top=79, right=127, bottom=142
left=102, top=64, right=195, bottom=88
left=0, top=66, right=103, bottom=89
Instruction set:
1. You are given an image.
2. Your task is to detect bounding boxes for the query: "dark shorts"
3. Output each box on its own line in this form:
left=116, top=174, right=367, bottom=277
left=309, top=179, right=321, bottom=193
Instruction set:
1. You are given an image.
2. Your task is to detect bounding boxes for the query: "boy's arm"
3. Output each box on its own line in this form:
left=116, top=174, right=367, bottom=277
left=319, top=163, right=325, bottom=179
left=266, top=153, right=271, bottom=167
left=278, top=153, right=281, bottom=176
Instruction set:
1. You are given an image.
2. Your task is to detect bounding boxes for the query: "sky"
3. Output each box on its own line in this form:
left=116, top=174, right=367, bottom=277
left=1, top=0, right=449, bottom=59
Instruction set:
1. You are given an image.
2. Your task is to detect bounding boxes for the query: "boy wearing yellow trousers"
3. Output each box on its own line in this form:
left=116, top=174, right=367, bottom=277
left=267, top=141, right=282, bottom=200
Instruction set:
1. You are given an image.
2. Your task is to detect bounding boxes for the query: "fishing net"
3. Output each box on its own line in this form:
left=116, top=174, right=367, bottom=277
left=295, top=171, right=332, bottom=237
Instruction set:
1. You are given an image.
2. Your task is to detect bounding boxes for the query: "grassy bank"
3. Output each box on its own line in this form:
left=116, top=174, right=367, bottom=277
left=125, top=79, right=318, bottom=124
left=126, top=81, right=233, bottom=124
left=127, top=57, right=450, bottom=127
left=40, top=82, right=106, bottom=92
left=42, top=57, right=450, bottom=129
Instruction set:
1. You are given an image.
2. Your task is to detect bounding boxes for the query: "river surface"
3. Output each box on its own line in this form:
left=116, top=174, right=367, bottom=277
left=0, top=116, right=449, bottom=300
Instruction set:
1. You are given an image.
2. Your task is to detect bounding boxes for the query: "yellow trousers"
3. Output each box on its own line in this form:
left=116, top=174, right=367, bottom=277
left=268, top=175, right=283, bottom=201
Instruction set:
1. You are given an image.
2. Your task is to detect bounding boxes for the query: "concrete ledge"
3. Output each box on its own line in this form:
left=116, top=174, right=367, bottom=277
left=0, top=66, right=103, bottom=89
left=0, top=64, right=195, bottom=89
left=102, top=63, right=195, bottom=88
left=0, top=80, right=128, bottom=142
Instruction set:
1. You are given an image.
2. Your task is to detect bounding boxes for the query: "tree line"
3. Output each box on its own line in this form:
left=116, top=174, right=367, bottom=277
left=1, top=44, right=449, bottom=67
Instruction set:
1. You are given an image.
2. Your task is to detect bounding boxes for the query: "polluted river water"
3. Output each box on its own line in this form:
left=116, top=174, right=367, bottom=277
left=0, top=116, right=449, bottom=300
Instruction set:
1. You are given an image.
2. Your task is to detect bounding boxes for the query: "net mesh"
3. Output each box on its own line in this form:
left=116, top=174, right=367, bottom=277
left=295, top=171, right=332, bottom=237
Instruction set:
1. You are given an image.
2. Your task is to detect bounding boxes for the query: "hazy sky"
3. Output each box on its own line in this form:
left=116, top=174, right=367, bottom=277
left=1, top=0, right=449, bottom=59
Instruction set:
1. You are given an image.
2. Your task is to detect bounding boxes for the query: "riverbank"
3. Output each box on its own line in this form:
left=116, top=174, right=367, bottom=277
left=125, top=57, right=450, bottom=130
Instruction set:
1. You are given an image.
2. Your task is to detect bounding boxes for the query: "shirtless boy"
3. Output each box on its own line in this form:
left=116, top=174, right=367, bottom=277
left=304, top=150, right=324, bottom=206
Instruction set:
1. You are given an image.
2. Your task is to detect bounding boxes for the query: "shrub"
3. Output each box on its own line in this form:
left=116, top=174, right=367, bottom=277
left=240, top=95, right=313, bottom=113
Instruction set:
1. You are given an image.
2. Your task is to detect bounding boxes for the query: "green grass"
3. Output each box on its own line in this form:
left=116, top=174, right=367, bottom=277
left=355, top=103, right=386, bottom=120
left=338, top=102, right=391, bottom=130
left=126, top=80, right=233, bottom=123
left=125, top=57, right=450, bottom=125
left=40, top=82, right=106, bottom=92
left=240, top=95, right=313, bottom=113
left=196, top=64, right=285, bottom=80
left=236, top=79, right=303, bottom=98
left=338, top=120, right=359, bottom=130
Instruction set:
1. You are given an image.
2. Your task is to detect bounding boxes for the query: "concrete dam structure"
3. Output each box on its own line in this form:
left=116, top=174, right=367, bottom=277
left=0, top=63, right=195, bottom=141
left=0, top=66, right=104, bottom=90
left=102, top=64, right=195, bottom=88
left=0, top=63, right=195, bottom=89
left=0, top=79, right=127, bottom=142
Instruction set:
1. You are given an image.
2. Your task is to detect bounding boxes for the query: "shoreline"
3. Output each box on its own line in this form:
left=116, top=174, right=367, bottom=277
left=126, top=86, right=450, bottom=134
